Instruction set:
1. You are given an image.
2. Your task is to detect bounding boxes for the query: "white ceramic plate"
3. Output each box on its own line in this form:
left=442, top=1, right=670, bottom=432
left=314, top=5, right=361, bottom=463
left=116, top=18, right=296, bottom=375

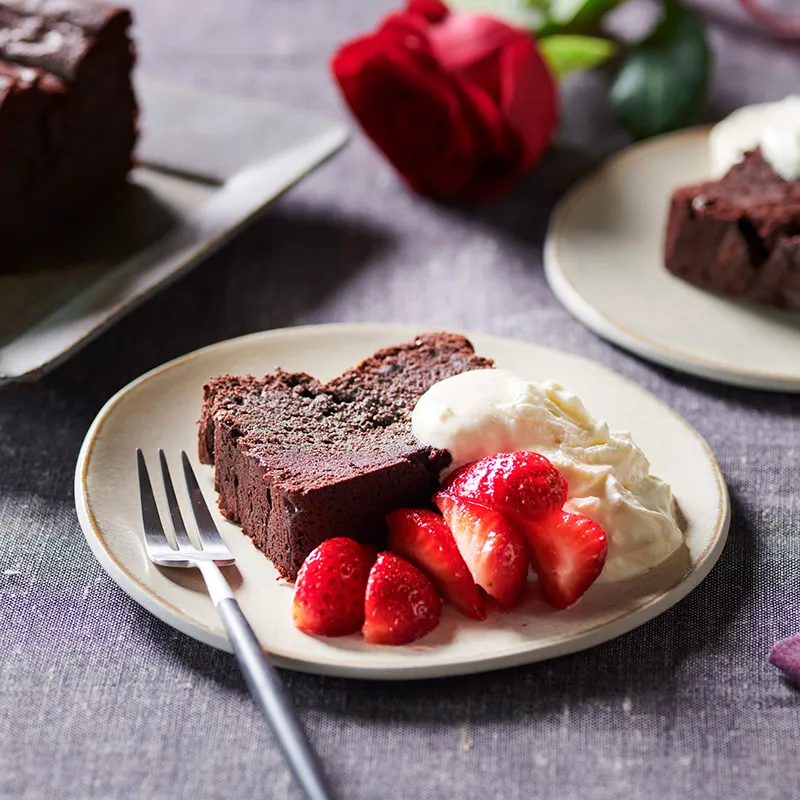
left=75, top=324, right=730, bottom=680
left=544, top=128, right=800, bottom=392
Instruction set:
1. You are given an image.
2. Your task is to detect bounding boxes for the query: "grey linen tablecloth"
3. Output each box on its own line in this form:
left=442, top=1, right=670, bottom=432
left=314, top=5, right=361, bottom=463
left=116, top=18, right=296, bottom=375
left=2, top=1, right=799, bottom=798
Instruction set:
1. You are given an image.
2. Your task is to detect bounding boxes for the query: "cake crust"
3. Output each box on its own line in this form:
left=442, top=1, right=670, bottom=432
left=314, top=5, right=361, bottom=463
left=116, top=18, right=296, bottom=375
left=199, top=333, right=494, bottom=580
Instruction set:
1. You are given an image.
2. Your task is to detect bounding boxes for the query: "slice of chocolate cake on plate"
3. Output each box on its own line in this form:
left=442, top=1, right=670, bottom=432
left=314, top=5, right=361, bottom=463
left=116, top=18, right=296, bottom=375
left=664, top=149, right=800, bottom=310
left=199, top=333, right=493, bottom=580
left=0, top=0, right=138, bottom=264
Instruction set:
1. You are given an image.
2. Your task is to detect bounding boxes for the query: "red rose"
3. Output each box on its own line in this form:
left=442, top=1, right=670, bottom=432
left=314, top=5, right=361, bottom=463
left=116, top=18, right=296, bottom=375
left=331, top=0, right=558, bottom=202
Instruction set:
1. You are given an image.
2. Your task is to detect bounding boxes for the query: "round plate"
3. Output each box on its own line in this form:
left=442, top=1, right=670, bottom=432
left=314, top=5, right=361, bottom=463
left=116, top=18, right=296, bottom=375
left=544, top=128, right=800, bottom=392
left=75, top=324, right=730, bottom=680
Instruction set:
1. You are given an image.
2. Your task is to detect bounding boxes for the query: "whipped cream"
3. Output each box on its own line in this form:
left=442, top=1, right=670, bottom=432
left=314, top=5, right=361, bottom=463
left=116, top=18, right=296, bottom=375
left=709, top=95, right=800, bottom=181
left=412, top=369, right=683, bottom=582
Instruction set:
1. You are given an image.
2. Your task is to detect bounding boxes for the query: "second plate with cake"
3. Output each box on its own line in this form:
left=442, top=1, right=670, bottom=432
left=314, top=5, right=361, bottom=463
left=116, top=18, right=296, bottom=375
left=544, top=128, right=800, bottom=392
left=75, top=325, right=729, bottom=679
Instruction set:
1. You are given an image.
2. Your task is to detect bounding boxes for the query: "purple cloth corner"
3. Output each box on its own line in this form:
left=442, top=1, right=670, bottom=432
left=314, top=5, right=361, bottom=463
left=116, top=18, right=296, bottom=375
left=769, top=635, right=800, bottom=684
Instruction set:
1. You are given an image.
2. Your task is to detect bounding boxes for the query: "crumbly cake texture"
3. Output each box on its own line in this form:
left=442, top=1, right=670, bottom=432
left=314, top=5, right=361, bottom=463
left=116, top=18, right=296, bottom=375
left=199, top=333, right=494, bottom=580
left=0, top=0, right=138, bottom=263
left=664, top=149, right=800, bottom=310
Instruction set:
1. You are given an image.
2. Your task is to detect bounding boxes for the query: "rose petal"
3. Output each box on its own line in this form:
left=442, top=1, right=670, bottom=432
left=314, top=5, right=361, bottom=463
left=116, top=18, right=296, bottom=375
left=428, top=11, right=558, bottom=177
left=398, top=85, right=479, bottom=198
left=333, top=36, right=479, bottom=199
left=382, top=8, right=435, bottom=45
left=331, top=35, right=373, bottom=80
left=459, top=79, right=513, bottom=156
left=453, top=81, right=525, bottom=202
left=457, top=51, right=502, bottom=107
left=769, top=634, right=800, bottom=684
left=407, top=0, right=449, bottom=24
left=498, top=37, right=558, bottom=168
left=429, top=13, right=520, bottom=73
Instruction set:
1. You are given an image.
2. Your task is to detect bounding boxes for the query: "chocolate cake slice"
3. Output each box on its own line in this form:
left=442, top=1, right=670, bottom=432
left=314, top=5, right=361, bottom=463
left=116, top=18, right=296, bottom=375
left=664, top=149, right=800, bottom=310
left=0, top=0, right=138, bottom=264
left=199, top=333, right=493, bottom=580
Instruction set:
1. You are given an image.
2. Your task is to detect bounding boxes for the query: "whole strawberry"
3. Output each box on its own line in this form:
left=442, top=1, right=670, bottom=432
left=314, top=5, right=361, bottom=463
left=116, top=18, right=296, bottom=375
left=293, top=538, right=376, bottom=637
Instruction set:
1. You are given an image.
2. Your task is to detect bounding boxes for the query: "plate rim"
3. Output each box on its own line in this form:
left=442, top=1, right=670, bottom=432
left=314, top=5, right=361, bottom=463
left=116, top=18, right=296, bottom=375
left=75, top=322, right=732, bottom=680
left=544, top=126, right=800, bottom=393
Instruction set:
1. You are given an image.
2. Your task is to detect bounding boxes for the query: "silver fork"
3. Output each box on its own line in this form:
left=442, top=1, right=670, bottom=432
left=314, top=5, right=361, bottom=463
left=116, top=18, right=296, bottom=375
left=137, top=449, right=334, bottom=800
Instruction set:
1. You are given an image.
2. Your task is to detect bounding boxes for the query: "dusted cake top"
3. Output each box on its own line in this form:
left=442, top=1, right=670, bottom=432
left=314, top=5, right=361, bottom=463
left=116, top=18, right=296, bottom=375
left=200, top=333, right=494, bottom=491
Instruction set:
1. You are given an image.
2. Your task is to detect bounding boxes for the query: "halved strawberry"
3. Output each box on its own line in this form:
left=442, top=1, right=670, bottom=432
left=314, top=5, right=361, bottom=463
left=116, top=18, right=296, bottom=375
left=521, top=511, right=607, bottom=609
left=434, top=493, right=528, bottom=609
left=363, top=552, right=442, bottom=645
left=443, top=452, right=567, bottom=524
left=386, top=508, right=486, bottom=620
left=293, top=537, right=376, bottom=637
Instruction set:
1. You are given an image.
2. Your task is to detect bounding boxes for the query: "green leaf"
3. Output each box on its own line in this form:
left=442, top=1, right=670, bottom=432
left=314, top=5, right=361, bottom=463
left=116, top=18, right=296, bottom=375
left=610, top=1, right=711, bottom=139
left=546, top=0, right=627, bottom=27
left=446, top=0, right=547, bottom=31
left=540, top=35, right=616, bottom=78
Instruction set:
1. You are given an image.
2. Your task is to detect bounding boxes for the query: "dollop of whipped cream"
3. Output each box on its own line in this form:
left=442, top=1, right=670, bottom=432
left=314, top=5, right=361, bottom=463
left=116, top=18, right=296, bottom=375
left=709, top=95, right=800, bottom=181
left=412, top=369, right=683, bottom=582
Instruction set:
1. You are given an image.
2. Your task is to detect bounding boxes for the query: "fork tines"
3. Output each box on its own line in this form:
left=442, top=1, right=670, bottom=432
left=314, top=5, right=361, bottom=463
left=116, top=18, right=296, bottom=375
left=136, top=449, right=234, bottom=567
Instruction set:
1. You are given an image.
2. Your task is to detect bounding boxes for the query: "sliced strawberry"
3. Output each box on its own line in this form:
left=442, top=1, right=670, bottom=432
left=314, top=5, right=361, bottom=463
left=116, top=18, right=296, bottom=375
left=443, top=451, right=567, bottom=524
left=521, top=511, right=607, bottom=609
left=434, top=493, right=528, bottom=609
left=386, top=508, right=486, bottom=620
left=293, top=537, right=376, bottom=637
left=363, top=552, right=442, bottom=645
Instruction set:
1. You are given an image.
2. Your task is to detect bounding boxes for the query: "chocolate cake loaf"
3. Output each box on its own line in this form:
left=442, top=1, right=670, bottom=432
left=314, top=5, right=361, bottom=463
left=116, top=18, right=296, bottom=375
left=0, top=0, right=137, bottom=264
left=199, top=333, right=494, bottom=580
left=664, top=149, right=800, bottom=310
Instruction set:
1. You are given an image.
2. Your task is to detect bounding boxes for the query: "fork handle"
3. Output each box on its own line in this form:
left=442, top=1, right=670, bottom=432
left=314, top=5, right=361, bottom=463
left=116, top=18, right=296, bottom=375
left=198, top=563, right=334, bottom=800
